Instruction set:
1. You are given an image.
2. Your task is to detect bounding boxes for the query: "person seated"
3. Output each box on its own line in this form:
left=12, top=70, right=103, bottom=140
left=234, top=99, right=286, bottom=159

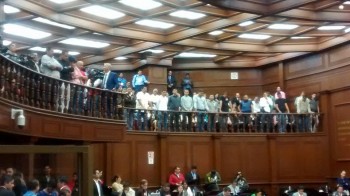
left=37, top=181, right=59, bottom=196
left=160, top=183, right=171, bottom=196
left=337, top=171, right=350, bottom=193
left=251, top=189, right=264, bottom=196
left=111, top=175, right=123, bottom=196
left=217, top=187, right=231, bottom=196
left=0, top=175, right=16, bottom=196
left=234, top=171, right=249, bottom=191
left=333, top=186, right=348, bottom=196
left=182, top=182, right=193, bottom=196
left=121, top=182, right=135, bottom=196
left=227, top=181, right=240, bottom=196
left=292, top=186, right=307, bottom=196
left=204, top=170, right=221, bottom=192
left=136, top=179, right=148, bottom=196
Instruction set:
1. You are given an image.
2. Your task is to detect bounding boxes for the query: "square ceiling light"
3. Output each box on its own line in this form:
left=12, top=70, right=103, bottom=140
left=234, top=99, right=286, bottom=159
left=170, top=10, right=206, bottom=20
left=33, top=17, right=75, bottom=29
left=80, top=5, right=125, bottom=19
left=268, top=24, right=299, bottom=30
left=135, top=19, right=175, bottom=29
left=119, top=0, right=162, bottom=10
left=59, top=38, right=110, bottom=48
left=3, top=24, right=51, bottom=39
left=238, top=33, right=271, bottom=40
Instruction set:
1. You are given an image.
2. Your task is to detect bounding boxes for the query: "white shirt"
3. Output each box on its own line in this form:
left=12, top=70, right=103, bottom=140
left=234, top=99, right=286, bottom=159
left=40, top=54, right=62, bottom=79
left=136, top=91, right=150, bottom=109
left=93, top=180, right=102, bottom=196
left=259, top=97, right=273, bottom=113
left=124, top=188, right=135, bottom=196
left=157, top=96, right=168, bottom=111
left=149, top=94, right=160, bottom=110
left=252, top=101, right=261, bottom=113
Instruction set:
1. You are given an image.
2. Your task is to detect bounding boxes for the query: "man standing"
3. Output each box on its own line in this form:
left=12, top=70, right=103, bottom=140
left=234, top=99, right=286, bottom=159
left=124, top=87, right=136, bottom=130
left=136, top=86, right=150, bottom=131
left=58, top=51, right=74, bottom=81
left=117, top=73, right=127, bottom=89
left=167, top=71, right=176, bottom=95
left=181, top=89, right=193, bottom=132
left=168, top=167, right=185, bottom=191
left=132, top=70, right=149, bottom=92
left=292, top=186, right=307, bottom=196
left=259, top=92, right=273, bottom=132
left=219, top=92, right=231, bottom=132
left=39, top=166, right=56, bottom=190
left=207, top=95, right=219, bottom=132
left=101, top=63, right=118, bottom=90
left=157, top=91, right=169, bottom=131
left=40, top=47, right=63, bottom=79
left=296, top=93, right=312, bottom=132
left=310, top=93, right=320, bottom=132
left=194, top=91, right=208, bottom=132
left=240, top=95, right=252, bottom=131
left=275, top=92, right=290, bottom=133
left=93, top=171, right=104, bottom=196
left=181, top=73, right=193, bottom=95
left=168, top=89, right=181, bottom=132
left=0, top=175, right=15, bottom=196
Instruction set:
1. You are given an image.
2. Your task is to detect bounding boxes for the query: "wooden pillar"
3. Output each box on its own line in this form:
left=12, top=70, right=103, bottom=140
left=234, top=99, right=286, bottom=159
left=278, top=62, right=285, bottom=90
left=212, top=135, right=221, bottom=172
left=142, top=66, right=167, bottom=92
left=267, top=135, right=278, bottom=196
left=159, top=134, right=168, bottom=184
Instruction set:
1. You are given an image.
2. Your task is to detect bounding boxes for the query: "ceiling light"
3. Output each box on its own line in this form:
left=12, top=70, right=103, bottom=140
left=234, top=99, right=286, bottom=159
left=80, top=5, right=125, bottom=20
left=339, top=5, right=344, bottom=9
left=291, top=36, right=314, bottom=39
left=119, top=0, right=162, bottom=10
left=33, top=17, right=75, bottom=29
left=49, top=0, right=77, bottom=4
left=268, top=24, right=299, bottom=30
left=3, top=40, right=12, bottom=46
left=59, top=38, right=110, bottom=48
left=141, top=49, right=165, bottom=54
left=175, top=52, right=216, bottom=58
left=29, top=47, right=61, bottom=53
left=238, top=21, right=254, bottom=27
left=115, top=57, right=128, bottom=60
left=3, top=24, right=51, bottom=39
left=208, top=30, right=224, bottom=36
left=4, top=5, right=20, bottom=14
left=69, top=51, right=80, bottom=55
left=344, top=1, right=350, bottom=4
left=135, top=19, right=175, bottom=29
left=317, top=26, right=346, bottom=30
left=169, top=10, right=206, bottom=20
left=345, top=28, right=350, bottom=33
left=238, top=33, right=271, bottom=40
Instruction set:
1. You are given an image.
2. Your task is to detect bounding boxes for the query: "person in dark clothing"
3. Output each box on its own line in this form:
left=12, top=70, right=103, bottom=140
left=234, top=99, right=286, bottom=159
left=159, top=183, right=171, bottom=196
left=185, top=166, right=200, bottom=190
left=168, top=89, right=181, bottom=132
left=167, top=71, right=177, bottom=95
left=124, top=87, right=136, bottom=130
left=136, top=179, right=148, bottom=196
left=0, top=175, right=15, bottom=196
left=181, top=73, right=193, bottom=96
left=58, top=51, right=74, bottom=81
left=337, top=170, right=350, bottom=191
left=13, top=172, right=26, bottom=196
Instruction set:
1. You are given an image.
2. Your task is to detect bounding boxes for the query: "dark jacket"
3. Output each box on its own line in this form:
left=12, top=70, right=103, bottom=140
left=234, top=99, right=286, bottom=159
left=0, top=187, right=15, bottom=196
left=185, top=171, right=200, bottom=187
left=58, top=59, right=73, bottom=81
left=103, top=72, right=118, bottom=90
left=168, top=95, right=181, bottom=111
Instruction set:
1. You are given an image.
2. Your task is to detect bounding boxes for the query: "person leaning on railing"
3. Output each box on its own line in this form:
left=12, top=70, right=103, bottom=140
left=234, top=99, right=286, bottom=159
left=136, top=86, right=151, bottom=131
left=156, top=90, right=169, bottom=131
left=206, top=95, right=219, bottom=132
left=181, top=89, right=193, bottom=132
left=124, top=87, right=136, bottom=130
left=168, top=89, right=181, bottom=132
left=40, top=47, right=63, bottom=79
left=274, top=92, right=290, bottom=133
left=296, top=92, right=312, bottom=132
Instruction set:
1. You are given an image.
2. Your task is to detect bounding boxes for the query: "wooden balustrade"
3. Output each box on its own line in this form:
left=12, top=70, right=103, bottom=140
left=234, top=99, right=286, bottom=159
left=0, top=54, right=125, bottom=120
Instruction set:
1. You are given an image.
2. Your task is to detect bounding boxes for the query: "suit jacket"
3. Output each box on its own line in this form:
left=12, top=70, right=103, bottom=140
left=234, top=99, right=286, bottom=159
left=185, top=171, right=200, bottom=187
left=292, top=192, right=307, bottom=196
left=103, top=72, right=118, bottom=90
left=0, top=187, right=15, bottom=196
left=167, top=75, right=176, bottom=89
left=93, top=180, right=104, bottom=196
left=333, top=192, right=348, bottom=196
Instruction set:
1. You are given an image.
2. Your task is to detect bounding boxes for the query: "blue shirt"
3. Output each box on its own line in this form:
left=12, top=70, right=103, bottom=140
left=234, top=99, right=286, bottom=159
left=132, top=75, right=148, bottom=87
left=240, top=100, right=252, bottom=113
left=24, top=191, right=36, bottom=196
left=37, top=190, right=58, bottom=196
left=117, top=77, right=127, bottom=88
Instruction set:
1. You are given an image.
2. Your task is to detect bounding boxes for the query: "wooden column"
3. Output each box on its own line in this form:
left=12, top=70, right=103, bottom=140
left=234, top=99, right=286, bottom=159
left=278, top=62, right=285, bottom=90
left=159, top=134, right=168, bottom=185
left=143, top=66, right=167, bottom=92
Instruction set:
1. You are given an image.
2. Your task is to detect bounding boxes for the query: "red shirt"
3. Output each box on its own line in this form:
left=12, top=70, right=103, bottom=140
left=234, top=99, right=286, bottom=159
left=168, top=173, right=185, bottom=186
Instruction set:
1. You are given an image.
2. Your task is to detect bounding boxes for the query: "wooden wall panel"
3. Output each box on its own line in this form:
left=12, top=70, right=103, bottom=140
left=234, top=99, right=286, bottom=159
left=244, top=141, right=270, bottom=182
left=285, top=54, right=325, bottom=78
left=191, top=142, right=213, bottom=178
left=276, top=140, right=299, bottom=180
left=135, top=141, right=160, bottom=185
left=328, top=44, right=350, bottom=66
left=220, top=142, right=242, bottom=182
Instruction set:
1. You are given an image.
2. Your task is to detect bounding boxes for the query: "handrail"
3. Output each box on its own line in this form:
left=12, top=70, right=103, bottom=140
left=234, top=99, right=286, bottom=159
left=0, top=54, right=125, bottom=120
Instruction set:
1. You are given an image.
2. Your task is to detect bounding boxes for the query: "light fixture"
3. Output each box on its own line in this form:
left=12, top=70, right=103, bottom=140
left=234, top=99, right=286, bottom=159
left=317, top=26, right=346, bottom=30
left=345, top=28, right=350, bottom=33
left=119, top=0, right=162, bottom=10
left=169, top=10, right=206, bottom=20
left=344, top=1, right=350, bottom=4
left=208, top=30, right=223, bottom=36
left=268, top=24, right=299, bottom=30
left=115, top=57, right=128, bottom=60
left=29, top=47, right=61, bottom=53
left=175, top=52, right=216, bottom=58
left=339, top=4, right=344, bottom=9
left=33, top=17, right=75, bottom=29
left=141, top=49, right=165, bottom=54
left=238, top=21, right=254, bottom=27
left=80, top=5, right=125, bottom=19
left=135, top=19, right=175, bottom=29
left=4, top=5, right=20, bottom=14
left=290, top=36, right=314, bottom=39
left=11, top=108, right=25, bottom=127
left=3, top=24, right=51, bottom=39
left=49, top=0, right=77, bottom=4
left=238, top=33, right=271, bottom=40
left=3, top=40, right=12, bottom=46
left=69, top=51, right=80, bottom=55
left=59, top=38, right=110, bottom=48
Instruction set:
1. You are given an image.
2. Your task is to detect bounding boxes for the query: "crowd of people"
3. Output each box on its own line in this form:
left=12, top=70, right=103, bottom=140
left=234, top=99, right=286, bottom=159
left=2, top=44, right=320, bottom=133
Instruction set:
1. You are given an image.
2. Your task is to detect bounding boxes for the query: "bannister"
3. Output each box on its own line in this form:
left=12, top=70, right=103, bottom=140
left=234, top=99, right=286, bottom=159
left=0, top=54, right=125, bottom=121
left=123, top=107, right=322, bottom=133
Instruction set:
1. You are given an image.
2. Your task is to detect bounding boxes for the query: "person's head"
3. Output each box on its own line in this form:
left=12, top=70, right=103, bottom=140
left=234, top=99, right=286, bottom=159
left=277, top=92, right=282, bottom=99
left=337, top=186, right=344, bottom=193
left=236, top=93, right=240, bottom=98
left=172, top=89, right=178, bottom=95
left=31, top=53, right=39, bottom=62
left=263, top=92, right=268, bottom=97
left=60, top=50, right=69, bottom=61
left=140, top=179, right=148, bottom=190
left=222, top=187, right=231, bottom=196
left=183, top=182, right=189, bottom=189
left=46, top=181, right=56, bottom=193
left=127, top=87, right=132, bottom=93
left=174, top=166, right=181, bottom=174
left=215, top=93, right=219, bottom=98
left=142, top=86, right=147, bottom=93
left=119, top=72, right=124, bottom=78
left=126, top=82, right=131, bottom=87
left=300, top=91, right=305, bottom=97
left=177, top=185, right=184, bottom=193
left=162, top=183, right=170, bottom=192
left=254, top=96, right=259, bottom=102
left=168, top=71, right=172, bottom=76
left=112, top=175, right=122, bottom=183
left=297, top=186, right=304, bottom=194
left=27, top=179, right=40, bottom=192
left=341, top=170, right=347, bottom=178
left=191, top=166, right=197, bottom=172
left=185, top=73, right=190, bottom=78
left=93, top=169, right=102, bottom=179
left=210, top=170, right=216, bottom=177
left=184, top=89, right=189, bottom=96
left=209, top=94, right=214, bottom=101
left=138, top=70, right=142, bottom=75
left=44, top=166, right=52, bottom=175
left=123, top=182, right=131, bottom=192
left=198, top=91, right=204, bottom=97
left=243, top=95, right=248, bottom=101
left=46, top=47, right=54, bottom=57
left=0, top=175, right=14, bottom=190
left=57, top=176, right=68, bottom=188
left=152, top=88, right=158, bottom=95
left=72, top=173, right=78, bottom=181
left=237, top=171, right=242, bottom=178
left=13, top=171, right=23, bottom=180
left=223, top=92, right=227, bottom=98
left=6, top=167, right=14, bottom=176
left=311, top=93, right=317, bottom=99
left=231, top=181, right=237, bottom=187
left=8, top=43, right=16, bottom=52
left=162, top=91, right=167, bottom=97
left=276, top=86, right=281, bottom=92
left=103, top=63, right=111, bottom=73
left=76, top=61, right=84, bottom=69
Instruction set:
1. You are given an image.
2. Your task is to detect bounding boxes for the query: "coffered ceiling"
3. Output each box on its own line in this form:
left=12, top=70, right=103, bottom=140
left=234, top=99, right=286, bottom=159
left=3, top=0, right=350, bottom=69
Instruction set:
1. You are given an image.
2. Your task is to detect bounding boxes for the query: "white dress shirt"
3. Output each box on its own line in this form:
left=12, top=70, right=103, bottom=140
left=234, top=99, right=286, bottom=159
left=259, top=97, right=273, bottom=113
left=157, top=96, right=168, bottom=111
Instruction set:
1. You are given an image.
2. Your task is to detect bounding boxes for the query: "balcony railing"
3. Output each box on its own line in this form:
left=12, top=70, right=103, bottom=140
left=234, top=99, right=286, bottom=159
left=0, top=54, right=124, bottom=120
left=123, top=107, right=321, bottom=133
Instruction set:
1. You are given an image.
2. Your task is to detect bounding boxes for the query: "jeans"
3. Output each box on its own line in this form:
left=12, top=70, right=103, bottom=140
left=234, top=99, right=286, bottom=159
left=137, top=111, right=148, bottom=131
left=220, top=114, right=228, bottom=132
left=260, top=112, right=271, bottom=132
left=157, top=111, right=168, bottom=131
left=278, top=114, right=287, bottom=133
left=124, top=109, right=134, bottom=130
left=182, top=112, right=192, bottom=131
left=197, top=110, right=206, bottom=132
left=207, top=114, right=216, bottom=132
left=169, top=112, right=180, bottom=131
left=241, top=113, right=251, bottom=131
left=298, top=114, right=310, bottom=132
